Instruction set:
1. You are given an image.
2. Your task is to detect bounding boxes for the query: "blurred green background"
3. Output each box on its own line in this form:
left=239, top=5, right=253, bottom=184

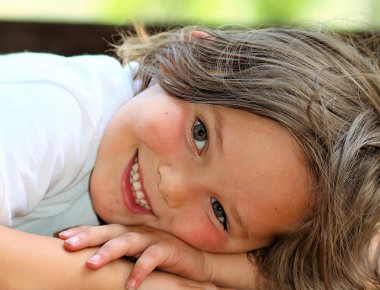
left=0, top=0, right=379, bottom=29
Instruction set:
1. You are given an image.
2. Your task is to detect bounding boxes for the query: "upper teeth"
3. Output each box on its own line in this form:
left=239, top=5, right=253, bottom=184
left=130, top=157, right=151, bottom=210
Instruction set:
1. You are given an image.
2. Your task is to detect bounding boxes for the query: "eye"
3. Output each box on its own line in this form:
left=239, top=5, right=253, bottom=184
left=210, top=197, right=228, bottom=231
left=192, top=119, right=208, bottom=153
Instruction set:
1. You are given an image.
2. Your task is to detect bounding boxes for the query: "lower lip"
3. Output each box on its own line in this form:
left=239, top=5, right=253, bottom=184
left=121, top=152, right=152, bottom=215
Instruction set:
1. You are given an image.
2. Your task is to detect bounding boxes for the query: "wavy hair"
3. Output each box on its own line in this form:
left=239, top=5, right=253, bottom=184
left=115, top=25, right=380, bottom=289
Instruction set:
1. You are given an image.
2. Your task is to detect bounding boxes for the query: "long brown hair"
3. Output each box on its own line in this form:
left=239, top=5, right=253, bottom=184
left=115, top=25, right=380, bottom=289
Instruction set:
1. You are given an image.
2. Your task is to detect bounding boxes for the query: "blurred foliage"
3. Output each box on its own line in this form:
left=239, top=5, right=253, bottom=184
left=0, top=0, right=379, bottom=29
left=102, top=0, right=380, bottom=29
left=255, top=0, right=307, bottom=24
left=97, top=0, right=257, bottom=25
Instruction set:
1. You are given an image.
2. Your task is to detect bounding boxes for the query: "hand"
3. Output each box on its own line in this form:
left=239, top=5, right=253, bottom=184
left=59, top=224, right=212, bottom=290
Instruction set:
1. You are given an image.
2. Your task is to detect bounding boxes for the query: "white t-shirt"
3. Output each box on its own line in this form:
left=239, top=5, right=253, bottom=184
left=0, top=52, right=137, bottom=236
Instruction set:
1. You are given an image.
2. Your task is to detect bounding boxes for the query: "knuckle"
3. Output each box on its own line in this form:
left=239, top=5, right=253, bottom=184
left=77, top=227, right=94, bottom=240
left=143, top=247, right=160, bottom=260
left=103, top=224, right=128, bottom=235
left=96, top=244, right=114, bottom=260
left=133, top=261, right=151, bottom=273
left=71, top=225, right=90, bottom=234
left=74, top=225, right=89, bottom=231
left=121, top=232, right=140, bottom=242
left=123, top=231, right=137, bottom=238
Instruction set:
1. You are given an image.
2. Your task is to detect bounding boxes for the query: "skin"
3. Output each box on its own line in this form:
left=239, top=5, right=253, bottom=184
left=0, top=226, right=231, bottom=290
left=90, top=83, right=311, bottom=254
left=60, top=224, right=256, bottom=289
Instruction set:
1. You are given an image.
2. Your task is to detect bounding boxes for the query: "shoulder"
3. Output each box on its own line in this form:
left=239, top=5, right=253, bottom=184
left=0, top=52, right=124, bottom=89
left=0, top=52, right=134, bottom=128
left=0, top=52, right=119, bottom=67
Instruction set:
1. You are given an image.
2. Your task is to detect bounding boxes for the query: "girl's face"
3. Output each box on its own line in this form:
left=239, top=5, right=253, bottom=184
left=90, top=84, right=310, bottom=253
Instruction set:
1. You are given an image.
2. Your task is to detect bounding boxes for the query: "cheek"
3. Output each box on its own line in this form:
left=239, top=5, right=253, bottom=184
left=141, top=109, right=188, bottom=154
left=170, top=214, right=227, bottom=252
left=93, top=200, right=119, bottom=223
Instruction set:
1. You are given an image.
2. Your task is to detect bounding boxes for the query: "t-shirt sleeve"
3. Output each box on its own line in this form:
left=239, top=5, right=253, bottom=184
left=0, top=52, right=134, bottom=227
left=0, top=79, right=95, bottom=226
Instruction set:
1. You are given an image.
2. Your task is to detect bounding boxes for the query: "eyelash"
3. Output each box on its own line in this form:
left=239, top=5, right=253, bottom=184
left=211, top=197, right=228, bottom=231
left=190, top=117, right=208, bottom=155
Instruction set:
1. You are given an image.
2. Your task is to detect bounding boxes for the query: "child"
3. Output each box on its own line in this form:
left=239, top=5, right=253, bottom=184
left=1, top=25, right=379, bottom=290
left=0, top=37, right=251, bottom=290
left=60, top=26, right=380, bottom=289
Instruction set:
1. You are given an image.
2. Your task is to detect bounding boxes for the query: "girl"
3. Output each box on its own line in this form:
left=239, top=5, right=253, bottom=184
left=1, top=25, right=379, bottom=289
left=0, top=47, right=239, bottom=289
left=60, top=26, right=380, bottom=289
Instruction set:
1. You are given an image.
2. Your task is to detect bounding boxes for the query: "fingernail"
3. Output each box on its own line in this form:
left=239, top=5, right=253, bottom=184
left=126, top=278, right=136, bottom=290
left=87, top=253, right=101, bottom=264
left=65, top=236, right=79, bottom=245
left=59, top=230, right=71, bottom=237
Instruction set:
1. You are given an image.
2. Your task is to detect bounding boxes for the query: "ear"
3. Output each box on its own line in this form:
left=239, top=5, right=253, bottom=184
left=189, top=30, right=210, bottom=39
left=188, top=30, right=212, bottom=45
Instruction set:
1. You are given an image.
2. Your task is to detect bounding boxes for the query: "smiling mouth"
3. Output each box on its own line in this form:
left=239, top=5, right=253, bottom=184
left=130, top=156, right=151, bottom=210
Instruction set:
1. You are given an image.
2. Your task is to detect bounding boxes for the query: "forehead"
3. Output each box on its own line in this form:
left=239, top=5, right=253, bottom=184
left=211, top=105, right=310, bottom=247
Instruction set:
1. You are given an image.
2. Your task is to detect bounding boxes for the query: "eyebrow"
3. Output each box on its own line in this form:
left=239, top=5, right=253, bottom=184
left=209, top=106, right=223, bottom=155
left=231, top=206, right=250, bottom=240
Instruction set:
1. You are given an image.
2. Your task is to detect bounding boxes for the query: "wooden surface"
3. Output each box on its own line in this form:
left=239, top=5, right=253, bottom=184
left=0, top=21, right=129, bottom=56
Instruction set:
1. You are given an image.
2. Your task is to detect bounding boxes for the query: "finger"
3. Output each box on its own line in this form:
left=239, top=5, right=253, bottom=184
left=125, top=244, right=170, bottom=290
left=58, top=225, right=92, bottom=239
left=61, top=224, right=130, bottom=251
left=86, top=232, right=157, bottom=270
left=60, top=226, right=97, bottom=251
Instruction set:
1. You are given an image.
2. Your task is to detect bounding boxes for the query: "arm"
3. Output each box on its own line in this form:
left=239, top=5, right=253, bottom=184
left=60, top=225, right=257, bottom=290
left=0, top=226, right=127, bottom=290
left=0, top=226, right=231, bottom=290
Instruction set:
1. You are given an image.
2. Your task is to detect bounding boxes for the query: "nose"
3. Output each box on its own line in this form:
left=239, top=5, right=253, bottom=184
left=158, top=162, right=204, bottom=208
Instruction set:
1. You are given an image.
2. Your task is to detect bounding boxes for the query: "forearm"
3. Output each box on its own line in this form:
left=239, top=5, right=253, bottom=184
left=0, top=226, right=131, bottom=289
left=0, top=226, right=208, bottom=290
left=205, top=252, right=257, bottom=290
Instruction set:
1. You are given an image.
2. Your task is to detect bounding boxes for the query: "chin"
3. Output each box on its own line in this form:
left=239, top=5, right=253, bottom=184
left=91, top=199, right=117, bottom=223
